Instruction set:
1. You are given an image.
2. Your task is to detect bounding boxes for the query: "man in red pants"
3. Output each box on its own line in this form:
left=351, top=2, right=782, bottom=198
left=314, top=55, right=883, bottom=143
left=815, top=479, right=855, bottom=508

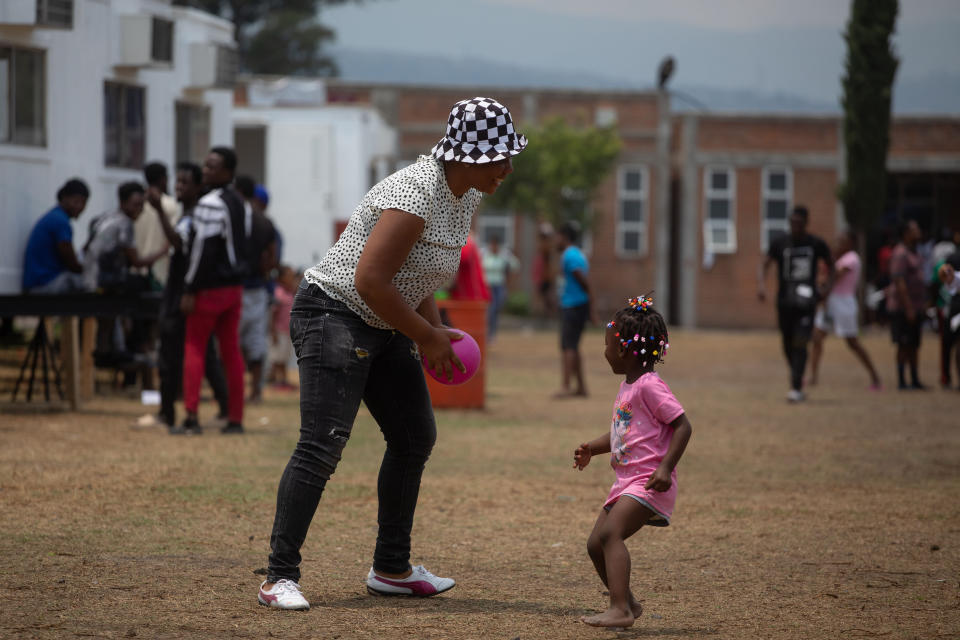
left=178, top=147, right=249, bottom=434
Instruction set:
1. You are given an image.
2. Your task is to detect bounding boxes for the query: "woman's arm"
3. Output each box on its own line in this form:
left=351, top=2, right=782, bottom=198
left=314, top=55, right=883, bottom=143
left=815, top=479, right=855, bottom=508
left=417, top=295, right=444, bottom=328
left=355, top=209, right=464, bottom=381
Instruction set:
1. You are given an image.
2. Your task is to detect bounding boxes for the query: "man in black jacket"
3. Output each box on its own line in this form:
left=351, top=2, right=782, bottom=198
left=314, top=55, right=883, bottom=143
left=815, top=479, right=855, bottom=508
left=140, top=162, right=231, bottom=433
left=180, top=147, right=249, bottom=434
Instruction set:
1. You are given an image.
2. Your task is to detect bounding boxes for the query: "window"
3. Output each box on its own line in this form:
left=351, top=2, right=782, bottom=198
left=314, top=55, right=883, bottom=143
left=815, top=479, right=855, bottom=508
left=151, top=18, right=174, bottom=64
left=0, top=46, right=46, bottom=146
left=36, top=0, right=73, bottom=28
left=478, top=211, right=515, bottom=250
left=761, top=167, right=792, bottom=251
left=616, top=165, right=649, bottom=257
left=175, top=102, right=210, bottom=163
left=215, top=45, right=238, bottom=87
left=703, top=166, right=736, bottom=253
left=595, top=106, right=617, bottom=127
left=104, top=82, right=145, bottom=169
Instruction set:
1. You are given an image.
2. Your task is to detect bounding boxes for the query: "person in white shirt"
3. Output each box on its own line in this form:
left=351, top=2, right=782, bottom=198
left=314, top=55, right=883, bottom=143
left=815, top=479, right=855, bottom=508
left=258, top=97, right=527, bottom=611
left=133, top=162, right=179, bottom=286
left=481, top=234, right=519, bottom=340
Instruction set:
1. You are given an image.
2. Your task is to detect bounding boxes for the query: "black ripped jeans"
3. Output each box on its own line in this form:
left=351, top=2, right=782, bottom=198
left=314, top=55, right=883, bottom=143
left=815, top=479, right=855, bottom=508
left=267, top=282, right=437, bottom=582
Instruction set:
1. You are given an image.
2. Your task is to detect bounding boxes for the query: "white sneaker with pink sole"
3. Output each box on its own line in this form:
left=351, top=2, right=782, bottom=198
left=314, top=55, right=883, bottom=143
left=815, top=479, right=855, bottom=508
left=258, top=579, right=309, bottom=610
left=366, top=565, right=455, bottom=597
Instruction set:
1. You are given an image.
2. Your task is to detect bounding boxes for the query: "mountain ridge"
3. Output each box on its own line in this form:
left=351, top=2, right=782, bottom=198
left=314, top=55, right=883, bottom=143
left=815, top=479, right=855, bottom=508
left=327, top=46, right=958, bottom=115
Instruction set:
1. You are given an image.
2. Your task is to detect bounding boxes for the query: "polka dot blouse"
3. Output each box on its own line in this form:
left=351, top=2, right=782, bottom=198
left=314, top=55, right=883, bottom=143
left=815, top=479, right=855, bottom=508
left=305, top=155, right=483, bottom=329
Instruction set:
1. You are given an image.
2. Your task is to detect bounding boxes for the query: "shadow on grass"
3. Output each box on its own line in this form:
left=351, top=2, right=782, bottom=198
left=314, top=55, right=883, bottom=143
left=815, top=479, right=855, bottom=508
left=0, top=401, right=70, bottom=415
left=318, top=593, right=583, bottom=617
left=607, top=627, right=719, bottom=638
left=316, top=594, right=718, bottom=637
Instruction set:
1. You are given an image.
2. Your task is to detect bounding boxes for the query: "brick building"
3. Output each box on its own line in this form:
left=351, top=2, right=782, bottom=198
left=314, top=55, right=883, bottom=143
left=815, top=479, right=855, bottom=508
left=324, top=80, right=674, bottom=322
left=679, top=113, right=960, bottom=328
left=279, top=79, right=960, bottom=330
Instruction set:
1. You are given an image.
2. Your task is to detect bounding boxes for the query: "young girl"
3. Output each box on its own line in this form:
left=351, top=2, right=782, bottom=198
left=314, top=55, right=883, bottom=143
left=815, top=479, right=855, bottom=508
left=268, top=265, right=297, bottom=390
left=573, top=295, right=692, bottom=628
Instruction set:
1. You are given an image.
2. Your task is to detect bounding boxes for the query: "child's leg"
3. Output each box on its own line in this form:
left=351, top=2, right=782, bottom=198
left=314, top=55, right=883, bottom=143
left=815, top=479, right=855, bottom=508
left=809, top=327, right=826, bottom=385
left=582, top=498, right=654, bottom=628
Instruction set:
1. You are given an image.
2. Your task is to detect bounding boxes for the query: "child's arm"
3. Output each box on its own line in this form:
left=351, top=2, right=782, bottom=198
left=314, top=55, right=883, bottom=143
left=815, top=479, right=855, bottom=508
left=645, top=413, right=692, bottom=492
left=573, top=434, right=611, bottom=470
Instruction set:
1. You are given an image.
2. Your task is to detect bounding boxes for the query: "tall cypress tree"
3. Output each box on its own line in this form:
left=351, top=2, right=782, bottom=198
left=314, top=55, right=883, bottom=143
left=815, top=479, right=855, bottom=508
left=838, top=0, right=899, bottom=235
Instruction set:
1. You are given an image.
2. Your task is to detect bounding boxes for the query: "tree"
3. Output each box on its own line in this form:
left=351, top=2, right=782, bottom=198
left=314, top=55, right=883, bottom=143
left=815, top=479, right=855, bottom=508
left=174, top=0, right=361, bottom=75
left=837, top=0, right=899, bottom=236
left=485, top=118, right=621, bottom=229
left=244, top=11, right=338, bottom=76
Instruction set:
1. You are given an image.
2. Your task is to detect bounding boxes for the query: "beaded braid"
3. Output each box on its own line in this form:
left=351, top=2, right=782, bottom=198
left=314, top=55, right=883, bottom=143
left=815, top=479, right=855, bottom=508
left=607, top=295, right=670, bottom=367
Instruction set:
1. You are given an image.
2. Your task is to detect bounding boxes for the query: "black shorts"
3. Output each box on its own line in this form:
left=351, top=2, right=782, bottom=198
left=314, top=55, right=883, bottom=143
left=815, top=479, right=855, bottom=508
left=890, top=311, right=922, bottom=348
left=560, top=304, right=589, bottom=350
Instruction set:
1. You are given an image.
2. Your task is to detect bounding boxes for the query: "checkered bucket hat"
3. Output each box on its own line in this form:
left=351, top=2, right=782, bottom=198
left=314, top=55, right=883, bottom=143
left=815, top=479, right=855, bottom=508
left=431, top=97, right=528, bottom=164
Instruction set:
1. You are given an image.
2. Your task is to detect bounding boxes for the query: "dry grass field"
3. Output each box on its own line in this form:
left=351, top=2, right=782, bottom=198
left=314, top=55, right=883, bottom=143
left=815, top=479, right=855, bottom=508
left=1, top=325, right=958, bottom=639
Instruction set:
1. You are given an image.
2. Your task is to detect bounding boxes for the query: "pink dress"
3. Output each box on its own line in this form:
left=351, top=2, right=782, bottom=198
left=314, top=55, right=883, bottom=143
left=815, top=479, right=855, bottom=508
left=272, top=286, right=294, bottom=336
left=604, top=372, right=686, bottom=525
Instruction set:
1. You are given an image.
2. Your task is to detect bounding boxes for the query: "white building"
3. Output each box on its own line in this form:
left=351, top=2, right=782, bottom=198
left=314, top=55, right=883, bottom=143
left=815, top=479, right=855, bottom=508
left=233, top=77, right=397, bottom=269
left=0, top=0, right=236, bottom=294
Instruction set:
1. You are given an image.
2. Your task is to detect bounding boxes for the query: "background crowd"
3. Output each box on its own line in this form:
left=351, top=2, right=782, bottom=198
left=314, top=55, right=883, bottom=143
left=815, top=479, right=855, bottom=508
left=21, top=148, right=302, bottom=434
left=19, top=161, right=960, bottom=424
left=758, top=205, right=960, bottom=401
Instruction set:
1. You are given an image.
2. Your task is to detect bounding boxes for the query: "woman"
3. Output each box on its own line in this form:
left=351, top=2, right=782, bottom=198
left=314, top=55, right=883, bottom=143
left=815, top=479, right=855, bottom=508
left=257, top=97, right=527, bottom=610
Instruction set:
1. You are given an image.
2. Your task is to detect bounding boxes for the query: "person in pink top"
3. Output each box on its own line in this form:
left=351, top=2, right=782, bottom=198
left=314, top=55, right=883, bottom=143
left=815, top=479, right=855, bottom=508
left=810, top=230, right=881, bottom=389
left=572, top=295, right=693, bottom=629
left=268, top=265, right=298, bottom=390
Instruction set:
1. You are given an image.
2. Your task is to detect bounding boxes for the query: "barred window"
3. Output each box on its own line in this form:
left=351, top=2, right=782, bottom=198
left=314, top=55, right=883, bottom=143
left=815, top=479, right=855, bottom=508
left=761, top=167, right=792, bottom=251
left=0, top=46, right=46, bottom=147
left=616, top=165, right=649, bottom=257
left=104, top=82, right=145, bottom=169
left=704, top=166, right=736, bottom=253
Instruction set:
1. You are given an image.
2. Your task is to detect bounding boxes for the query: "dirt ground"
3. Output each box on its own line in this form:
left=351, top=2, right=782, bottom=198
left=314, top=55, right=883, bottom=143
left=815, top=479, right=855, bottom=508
left=1, top=325, right=958, bottom=639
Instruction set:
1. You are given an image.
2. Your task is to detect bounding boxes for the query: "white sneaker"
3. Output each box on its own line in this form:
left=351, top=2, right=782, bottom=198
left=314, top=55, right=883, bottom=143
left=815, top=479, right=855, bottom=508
left=131, top=413, right=163, bottom=430
left=786, top=389, right=806, bottom=403
left=366, top=565, right=455, bottom=597
left=258, top=579, right=310, bottom=610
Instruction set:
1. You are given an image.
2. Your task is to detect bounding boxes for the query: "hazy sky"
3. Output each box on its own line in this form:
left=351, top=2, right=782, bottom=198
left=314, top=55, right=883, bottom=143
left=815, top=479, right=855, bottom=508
left=321, top=0, right=960, bottom=108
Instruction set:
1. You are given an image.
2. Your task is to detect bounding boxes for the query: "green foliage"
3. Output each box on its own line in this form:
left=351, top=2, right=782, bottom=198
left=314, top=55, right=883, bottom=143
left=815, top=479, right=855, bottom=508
left=485, top=117, right=621, bottom=229
left=504, top=290, right=531, bottom=317
left=245, top=11, right=338, bottom=76
left=838, top=0, right=899, bottom=233
left=174, top=0, right=361, bottom=75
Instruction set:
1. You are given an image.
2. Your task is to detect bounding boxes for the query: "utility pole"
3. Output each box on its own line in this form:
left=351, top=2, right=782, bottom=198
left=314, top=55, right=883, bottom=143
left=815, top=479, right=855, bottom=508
left=655, top=57, right=674, bottom=321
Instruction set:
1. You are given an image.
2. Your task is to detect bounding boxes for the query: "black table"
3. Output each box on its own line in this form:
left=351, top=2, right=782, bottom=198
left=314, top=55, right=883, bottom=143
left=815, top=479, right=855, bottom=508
left=0, top=293, right=162, bottom=407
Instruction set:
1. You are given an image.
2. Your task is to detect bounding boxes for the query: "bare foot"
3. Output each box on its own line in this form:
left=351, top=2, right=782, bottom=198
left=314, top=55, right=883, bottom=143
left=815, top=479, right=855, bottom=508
left=630, top=599, right=643, bottom=618
left=552, top=389, right=588, bottom=399
left=580, top=608, right=635, bottom=628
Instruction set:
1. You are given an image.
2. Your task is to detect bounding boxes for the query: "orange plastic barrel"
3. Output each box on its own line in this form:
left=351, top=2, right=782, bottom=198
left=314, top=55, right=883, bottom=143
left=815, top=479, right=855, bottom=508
left=425, top=300, right=487, bottom=409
